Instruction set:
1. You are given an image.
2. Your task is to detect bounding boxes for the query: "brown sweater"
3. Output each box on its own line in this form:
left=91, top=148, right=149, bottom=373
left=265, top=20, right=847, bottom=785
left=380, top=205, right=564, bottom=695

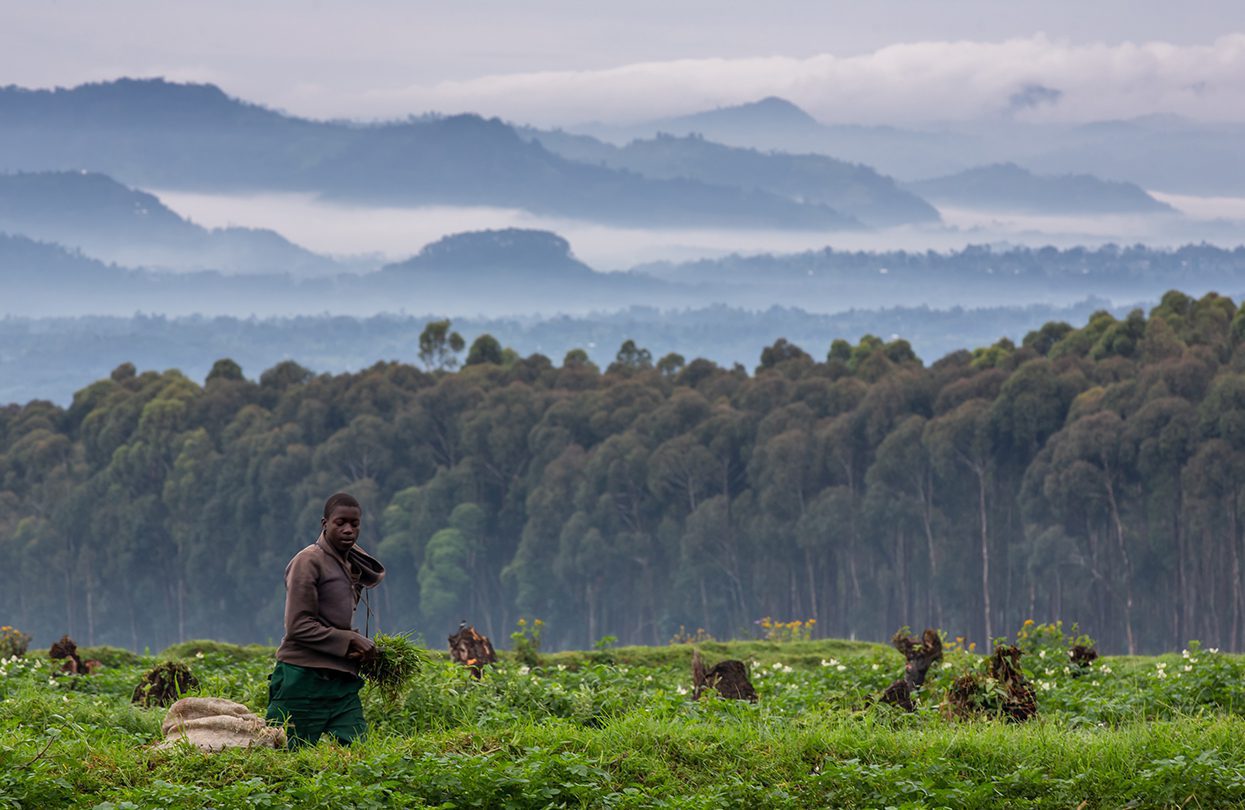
left=275, top=534, right=385, bottom=675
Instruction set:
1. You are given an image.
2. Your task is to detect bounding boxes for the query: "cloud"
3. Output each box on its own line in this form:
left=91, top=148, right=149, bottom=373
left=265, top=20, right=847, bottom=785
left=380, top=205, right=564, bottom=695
left=356, top=34, right=1245, bottom=126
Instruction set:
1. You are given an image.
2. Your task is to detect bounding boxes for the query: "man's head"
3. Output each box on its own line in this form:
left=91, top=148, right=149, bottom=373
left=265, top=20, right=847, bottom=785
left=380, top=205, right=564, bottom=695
left=321, top=492, right=361, bottom=555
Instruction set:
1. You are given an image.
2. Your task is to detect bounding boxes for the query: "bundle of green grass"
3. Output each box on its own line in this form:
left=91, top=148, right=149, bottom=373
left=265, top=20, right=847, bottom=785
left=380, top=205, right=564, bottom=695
left=359, top=633, right=428, bottom=703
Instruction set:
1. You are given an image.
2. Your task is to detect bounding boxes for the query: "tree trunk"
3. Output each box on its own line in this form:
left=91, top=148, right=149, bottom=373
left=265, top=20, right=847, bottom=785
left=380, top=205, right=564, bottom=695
left=1230, top=497, right=1241, bottom=651
left=919, top=469, right=941, bottom=626
left=86, top=575, right=95, bottom=647
left=804, top=547, right=818, bottom=624
left=977, top=467, right=992, bottom=645
left=1103, top=474, right=1136, bottom=655
left=898, top=529, right=910, bottom=623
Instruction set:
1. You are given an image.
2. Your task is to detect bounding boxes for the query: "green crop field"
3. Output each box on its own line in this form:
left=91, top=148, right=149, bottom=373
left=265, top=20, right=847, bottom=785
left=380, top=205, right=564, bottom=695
left=3, top=627, right=1245, bottom=808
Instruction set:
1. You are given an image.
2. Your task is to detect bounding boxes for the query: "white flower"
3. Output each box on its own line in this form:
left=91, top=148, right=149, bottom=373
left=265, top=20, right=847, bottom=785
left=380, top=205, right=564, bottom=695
left=941, top=662, right=952, bottom=670
left=557, top=664, right=567, bottom=671
left=1039, top=650, right=1047, bottom=659
left=676, top=685, right=688, bottom=695
left=47, top=677, right=57, bottom=687
left=1189, top=658, right=1198, bottom=664
left=835, top=664, right=846, bottom=672
left=1210, top=648, right=1220, bottom=655
left=1184, top=665, right=1193, bottom=672
left=871, top=663, right=880, bottom=671
left=195, top=652, right=205, bottom=659
left=645, top=675, right=653, bottom=682
left=1156, top=662, right=1167, bottom=669
left=1100, top=665, right=1113, bottom=674
left=1182, top=649, right=1190, bottom=659
left=772, top=662, right=784, bottom=670
left=1156, top=670, right=1167, bottom=679
left=1044, top=667, right=1054, bottom=676
left=1040, top=680, right=1052, bottom=691
left=517, top=666, right=530, bottom=675
left=1063, top=666, right=1071, bottom=675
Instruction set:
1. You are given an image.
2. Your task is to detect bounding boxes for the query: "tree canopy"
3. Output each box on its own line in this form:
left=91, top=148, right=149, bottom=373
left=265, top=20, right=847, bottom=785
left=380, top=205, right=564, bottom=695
left=4, top=293, right=1245, bottom=655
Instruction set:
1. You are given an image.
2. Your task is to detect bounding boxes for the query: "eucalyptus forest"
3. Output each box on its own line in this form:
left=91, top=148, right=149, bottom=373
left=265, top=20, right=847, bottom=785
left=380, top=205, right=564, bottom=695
left=3, top=290, right=1244, bottom=656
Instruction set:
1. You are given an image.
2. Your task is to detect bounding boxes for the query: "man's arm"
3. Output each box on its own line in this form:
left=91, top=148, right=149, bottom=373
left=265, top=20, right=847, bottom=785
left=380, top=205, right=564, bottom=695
left=283, top=553, right=356, bottom=657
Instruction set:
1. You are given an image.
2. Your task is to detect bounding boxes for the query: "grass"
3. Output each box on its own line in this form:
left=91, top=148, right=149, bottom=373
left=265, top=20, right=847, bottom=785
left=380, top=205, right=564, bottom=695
left=3, top=637, right=1245, bottom=807
left=359, top=633, right=429, bottom=703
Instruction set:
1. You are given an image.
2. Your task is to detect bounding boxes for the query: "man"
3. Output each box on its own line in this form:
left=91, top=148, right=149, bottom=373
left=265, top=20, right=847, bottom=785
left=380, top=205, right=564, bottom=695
left=266, top=492, right=385, bottom=747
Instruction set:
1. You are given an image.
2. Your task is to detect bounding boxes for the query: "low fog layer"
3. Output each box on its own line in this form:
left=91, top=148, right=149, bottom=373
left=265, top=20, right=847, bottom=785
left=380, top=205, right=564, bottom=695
left=154, top=190, right=1245, bottom=273
left=0, top=298, right=1123, bottom=405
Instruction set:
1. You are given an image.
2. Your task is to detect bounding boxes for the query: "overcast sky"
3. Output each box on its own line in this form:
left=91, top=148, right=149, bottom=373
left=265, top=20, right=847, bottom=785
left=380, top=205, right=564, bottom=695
left=5, top=1, right=1245, bottom=125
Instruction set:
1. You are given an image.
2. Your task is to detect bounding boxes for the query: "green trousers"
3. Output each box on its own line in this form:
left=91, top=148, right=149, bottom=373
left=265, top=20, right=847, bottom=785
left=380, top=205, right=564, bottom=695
left=265, top=661, right=366, bottom=748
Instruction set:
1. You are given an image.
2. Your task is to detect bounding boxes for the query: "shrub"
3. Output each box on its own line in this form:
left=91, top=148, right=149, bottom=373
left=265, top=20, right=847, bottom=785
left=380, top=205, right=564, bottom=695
left=0, top=625, right=31, bottom=658
left=757, top=617, right=816, bottom=643
left=78, top=645, right=140, bottom=669
left=510, top=618, right=543, bottom=668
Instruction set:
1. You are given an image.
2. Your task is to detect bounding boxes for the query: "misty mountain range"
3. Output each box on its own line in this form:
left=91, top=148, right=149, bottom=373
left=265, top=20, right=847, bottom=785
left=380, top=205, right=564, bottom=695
left=0, top=79, right=854, bottom=230
left=0, top=171, right=344, bottom=274
left=3, top=77, right=1242, bottom=408
left=7, top=208, right=1245, bottom=319
left=519, top=129, right=939, bottom=227
left=577, top=95, right=1245, bottom=196
left=0, top=78, right=1197, bottom=234
left=906, top=163, right=1174, bottom=215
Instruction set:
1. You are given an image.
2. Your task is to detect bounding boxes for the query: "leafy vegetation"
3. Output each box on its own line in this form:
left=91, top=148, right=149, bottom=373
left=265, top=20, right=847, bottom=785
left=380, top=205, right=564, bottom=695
left=3, top=634, right=1245, bottom=807
left=359, top=633, right=429, bottom=704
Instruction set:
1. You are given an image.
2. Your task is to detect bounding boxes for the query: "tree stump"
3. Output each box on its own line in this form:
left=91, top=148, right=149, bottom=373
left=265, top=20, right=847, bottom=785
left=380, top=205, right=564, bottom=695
left=448, top=623, right=496, bottom=679
left=1068, top=644, right=1098, bottom=674
left=879, top=627, right=944, bottom=711
left=879, top=679, right=916, bottom=711
left=49, top=634, right=86, bottom=674
left=692, top=650, right=757, bottom=702
left=942, top=644, right=1037, bottom=722
left=891, top=628, right=943, bottom=688
left=988, top=645, right=1037, bottom=722
left=132, top=661, right=199, bottom=707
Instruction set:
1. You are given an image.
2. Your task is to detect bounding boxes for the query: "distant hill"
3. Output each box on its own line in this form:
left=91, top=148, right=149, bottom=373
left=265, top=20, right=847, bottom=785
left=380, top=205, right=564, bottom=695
left=0, top=171, right=340, bottom=274
left=578, top=98, right=1245, bottom=195
left=373, top=228, right=678, bottom=311
left=523, top=130, right=938, bottom=228
left=0, top=79, right=856, bottom=230
left=574, top=97, right=983, bottom=181
left=0, top=227, right=689, bottom=318
left=1022, top=117, right=1245, bottom=196
left=907, top=163, right=1176, bottom=215
left=381, top=229, right=596, bottom=279
left=653, top=96, right=825, bottom=139
left=0, top=231, right=117, bottom=282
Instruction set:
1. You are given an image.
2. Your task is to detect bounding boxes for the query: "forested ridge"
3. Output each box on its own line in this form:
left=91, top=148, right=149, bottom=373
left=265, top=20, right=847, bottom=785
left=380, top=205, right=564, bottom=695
left=4, top=290, right=1245, bottom=655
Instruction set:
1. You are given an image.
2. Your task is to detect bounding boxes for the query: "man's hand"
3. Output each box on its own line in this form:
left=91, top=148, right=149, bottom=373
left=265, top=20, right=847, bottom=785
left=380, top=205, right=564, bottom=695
left=345, top=634, right=377, bottom=663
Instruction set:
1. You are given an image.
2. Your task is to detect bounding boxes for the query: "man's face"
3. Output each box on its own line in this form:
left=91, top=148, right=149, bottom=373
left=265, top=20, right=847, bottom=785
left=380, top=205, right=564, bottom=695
left=322, top=505, right=361, bottom=555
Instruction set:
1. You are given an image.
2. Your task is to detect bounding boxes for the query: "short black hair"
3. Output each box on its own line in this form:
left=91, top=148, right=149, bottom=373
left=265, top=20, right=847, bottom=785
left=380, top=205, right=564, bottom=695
left=323, top=492, right=360, bottom=519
